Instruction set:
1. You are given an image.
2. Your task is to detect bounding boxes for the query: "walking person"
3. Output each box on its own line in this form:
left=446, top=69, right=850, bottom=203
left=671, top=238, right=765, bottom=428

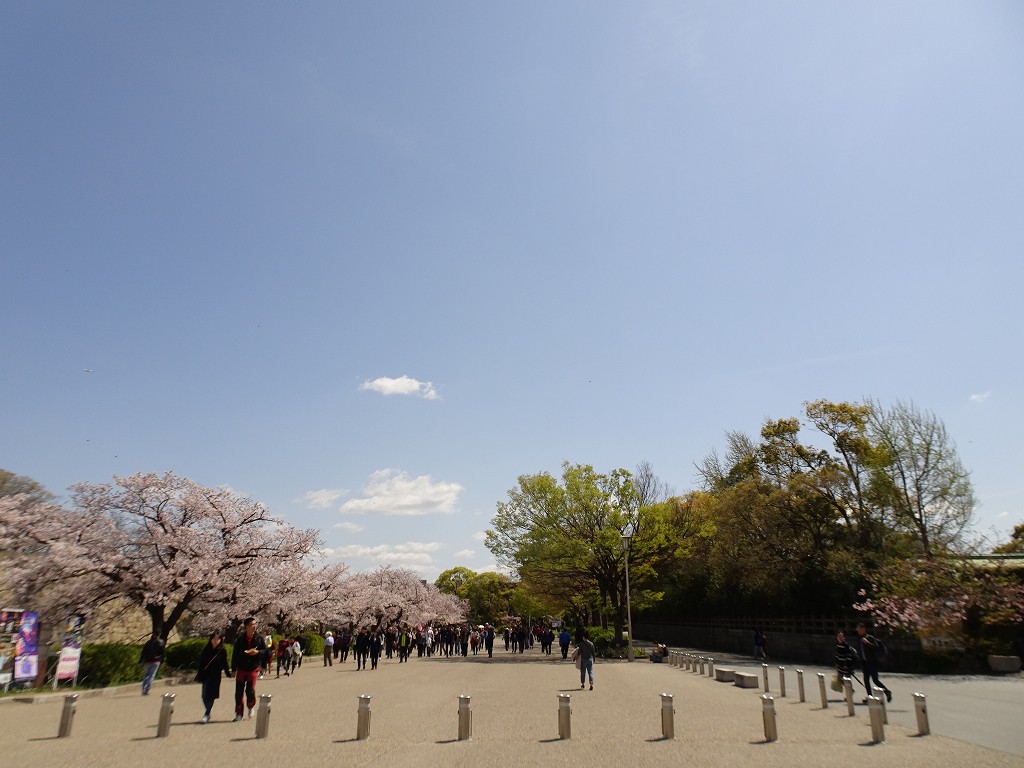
left=323, top=631, right=334, bottom=666
left=834, top=629, right=858, bottom=691
left=354, top=628, right=370, bottom=670
left=856, top=623, right=892, bottom=703
left=231, top=617, right=266, bottom=721
left=484, top=624, right=495, bottom=658
left=753, top=628, right=768, bottom=660
left=276, top=636, right=291, bottom=677
left=559, top=628, right=571, bottom=659
left=260, top=631, right=273, bottom=679
left=139, top=632, right=165, bottom=695
left=369, top=630, right=382, bottom=670
left=196, top=630, right=231, bottom=723
left=339, top=629, right=352, bottom=663
left=574, top=631, right=596, bottom=690
left=289, top=635, right=303, bottom=673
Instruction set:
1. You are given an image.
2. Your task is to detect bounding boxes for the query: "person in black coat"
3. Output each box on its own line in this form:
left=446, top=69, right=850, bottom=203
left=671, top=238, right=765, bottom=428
left=196, top=631, right=232, bottom=723
left=834, top=629, right=858, bottom=685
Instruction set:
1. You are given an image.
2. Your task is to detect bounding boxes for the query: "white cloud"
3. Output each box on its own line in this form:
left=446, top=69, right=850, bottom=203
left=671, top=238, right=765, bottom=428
left=969, top=392, right=991, bottom=403
left=330, top=541, right=442, bottom=567
left=298, top=488, right=347, bottom=509
left=453, top=549, right=475, bottom=559
left=471, top=531, right=487, bottom=541
left=332, top=521, right=365, bottom=533
left=340, top=469, right=462, bottom=516
left=360, top=375, right=439, bottom=400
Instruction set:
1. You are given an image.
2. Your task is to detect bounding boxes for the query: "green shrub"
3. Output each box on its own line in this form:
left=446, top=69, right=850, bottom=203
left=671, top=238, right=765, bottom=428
left=164, top=637, right=208, bottom=671
left=300, top=632, right=324, bottom=657
left=79, top=643, right=143, bottom=687
left=585, top=626, right=621, bottom=652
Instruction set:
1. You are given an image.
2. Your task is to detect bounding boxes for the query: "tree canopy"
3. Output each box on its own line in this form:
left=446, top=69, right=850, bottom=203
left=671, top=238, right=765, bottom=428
left=486, top=462, right=695, bottom=638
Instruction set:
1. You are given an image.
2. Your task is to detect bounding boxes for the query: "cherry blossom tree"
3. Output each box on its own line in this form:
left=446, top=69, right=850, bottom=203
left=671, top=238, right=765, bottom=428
left=337, top=566, right=467, bottom=629
left=0, top=472, right=320, bottom=640
left=854, top=557, right=1024, bottom=654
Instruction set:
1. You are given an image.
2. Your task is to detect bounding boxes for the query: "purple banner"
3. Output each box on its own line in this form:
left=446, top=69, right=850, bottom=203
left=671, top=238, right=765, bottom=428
left=13, top=611, right=39, bottom=682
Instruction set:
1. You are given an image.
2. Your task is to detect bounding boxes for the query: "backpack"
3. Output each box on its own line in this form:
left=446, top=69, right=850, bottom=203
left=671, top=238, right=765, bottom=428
left=875, top=639, right=888, bottom=660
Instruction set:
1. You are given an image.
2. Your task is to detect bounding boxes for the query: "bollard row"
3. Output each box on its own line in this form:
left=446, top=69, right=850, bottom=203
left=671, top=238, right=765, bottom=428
left=51, top=682, right=933, bottom=747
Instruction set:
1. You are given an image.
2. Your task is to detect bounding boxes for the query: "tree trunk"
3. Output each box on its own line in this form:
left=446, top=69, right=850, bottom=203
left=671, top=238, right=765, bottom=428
left=146, top=604, right=165, bottom=640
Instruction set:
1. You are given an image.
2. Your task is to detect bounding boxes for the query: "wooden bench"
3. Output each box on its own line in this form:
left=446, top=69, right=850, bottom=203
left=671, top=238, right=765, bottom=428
left=714, top=667, right=736, bottom=683
left=734, top=672, right=759, bottom=689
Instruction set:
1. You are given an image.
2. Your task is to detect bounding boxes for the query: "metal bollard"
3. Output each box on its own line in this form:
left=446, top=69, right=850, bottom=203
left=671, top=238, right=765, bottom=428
left=913, top=692, right=930, bottom=736
left=843, top=677, right=855, bottom=716
left=762, top=664, right=769, bottom=692
left=778, top=667, right=786, bottom=698
left=660, top=693, right=675, bottom=739
left=157, top=693, right=175, bottom=738
left=255, top=694, right=271, bottom=739
left=868, top=696, right=885, bottom=743
left=698, top=657, right=706, bottom=675
left=558, top=694, right=572, bottom=740
left=708, top=658, right=715, bottom=678
left=58, top=694, right=78, bottom=738
left=796, top=669, right=805, bottom=703
left=356, top=695, right=372, bottom=740
left=879, top=690, right=888, bottom=724
left=817, top=673, right=828, bottom=709
left=671, top=651, right=678, bottom=667
left=761, top=695, right=778, bottom=742
left=458, top=695, right=472, bottom=741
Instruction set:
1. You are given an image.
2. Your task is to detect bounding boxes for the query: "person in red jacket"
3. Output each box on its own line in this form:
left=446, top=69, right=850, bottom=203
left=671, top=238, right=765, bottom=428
left=231, top=617, right=267, bottom=721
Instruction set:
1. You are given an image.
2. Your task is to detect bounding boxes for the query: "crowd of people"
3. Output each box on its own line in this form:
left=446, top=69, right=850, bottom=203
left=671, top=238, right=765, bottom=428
left=182, top=618, right=589, bottom=723
left=153, top=616, right=898, bottom=724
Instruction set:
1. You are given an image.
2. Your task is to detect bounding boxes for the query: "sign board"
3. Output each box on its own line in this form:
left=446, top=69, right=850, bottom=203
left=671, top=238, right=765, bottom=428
left=13, top=611, right=39, bottom=682
left=56, top=615, right=86, bottom=683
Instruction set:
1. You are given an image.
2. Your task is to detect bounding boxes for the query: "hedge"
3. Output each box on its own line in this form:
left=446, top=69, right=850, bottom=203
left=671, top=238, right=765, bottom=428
left=164, top=637, right=234, bottom=671
left=79, top=643, right=144, bottom=687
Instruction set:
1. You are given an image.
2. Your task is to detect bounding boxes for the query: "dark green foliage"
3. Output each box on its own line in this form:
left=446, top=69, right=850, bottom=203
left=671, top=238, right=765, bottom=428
left=579, top=626, right=648, bottom=658
left=78, top=643, right=143, bottom=687
left=163, top=637, right=233, bottom=671
left=300, top=632, right=324, bottom=657
left=163, top=637, right=208, bottom=671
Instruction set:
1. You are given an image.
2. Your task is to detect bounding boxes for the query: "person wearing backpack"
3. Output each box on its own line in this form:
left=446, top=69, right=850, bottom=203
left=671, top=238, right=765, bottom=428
left=856, top=622, right=892, bottom=703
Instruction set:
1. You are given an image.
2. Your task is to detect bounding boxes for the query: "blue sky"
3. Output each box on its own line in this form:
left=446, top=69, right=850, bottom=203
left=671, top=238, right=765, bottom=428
left=3, top=2, right=1022, bottom=578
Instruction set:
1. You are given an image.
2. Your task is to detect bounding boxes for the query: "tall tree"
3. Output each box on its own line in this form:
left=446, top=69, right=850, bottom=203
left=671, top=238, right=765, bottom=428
left=868, top=399, right=975, bottom=557
left=487, top=462, right=685, bottom=641
left=435, top=566, right=477, bottom=596
left=0, top=469, right=52, bottom=504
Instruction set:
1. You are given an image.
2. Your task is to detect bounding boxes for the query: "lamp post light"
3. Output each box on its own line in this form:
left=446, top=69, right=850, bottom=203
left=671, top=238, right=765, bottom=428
left=621, top=529, right=635, bottom=662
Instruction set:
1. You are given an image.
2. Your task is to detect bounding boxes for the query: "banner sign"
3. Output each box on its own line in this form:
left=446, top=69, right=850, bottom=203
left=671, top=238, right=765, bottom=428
left=13, top=611, right=39, bottom=682
left=0, top=608, right=25, bottom=689
left=56, top=615, right=86, bottom=682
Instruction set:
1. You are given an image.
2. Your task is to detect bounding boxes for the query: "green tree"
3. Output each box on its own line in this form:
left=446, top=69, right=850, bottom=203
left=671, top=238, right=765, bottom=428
left=460, top=571, right=516, bottom=624
left=0, top=469, right=52, bottom=504
left=993, top=525, right=1024, bottom=554
left=435, top=566, right=477, bottom=596
left=486, top=462, right=686, bottom=641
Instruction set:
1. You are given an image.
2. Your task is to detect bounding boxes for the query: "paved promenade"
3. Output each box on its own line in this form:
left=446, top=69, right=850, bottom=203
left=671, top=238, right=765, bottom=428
left=2, top=646, right=1022, bottom=768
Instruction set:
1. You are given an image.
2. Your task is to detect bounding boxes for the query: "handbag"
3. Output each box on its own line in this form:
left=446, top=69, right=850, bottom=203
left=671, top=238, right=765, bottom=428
left=830, top=673, right=844, bottom=692
left=574, top=656, right=581, bottom=670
